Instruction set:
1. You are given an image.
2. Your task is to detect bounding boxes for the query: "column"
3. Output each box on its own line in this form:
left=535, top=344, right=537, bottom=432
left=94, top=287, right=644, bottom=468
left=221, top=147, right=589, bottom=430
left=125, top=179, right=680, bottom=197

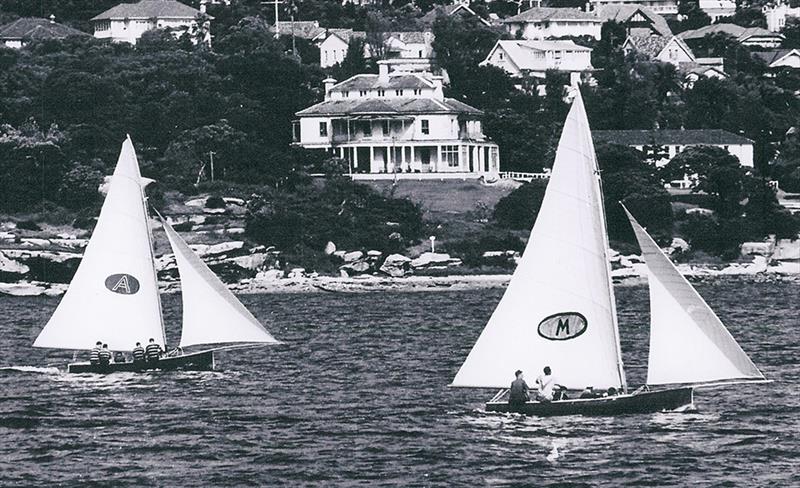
left=387, top=145, right=392, bottom=172
left=401, top=145, right=407, bottom=172
left=436, top=145, right=442, bottom=173
left=369, top=146, right=375, bottom=173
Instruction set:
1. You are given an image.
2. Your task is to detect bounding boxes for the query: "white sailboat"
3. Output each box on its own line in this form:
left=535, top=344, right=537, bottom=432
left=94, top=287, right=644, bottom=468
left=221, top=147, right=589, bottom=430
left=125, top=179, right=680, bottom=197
left=452, top=91, right=766, bottom=415
left=35, top=136, right=280, bottom=373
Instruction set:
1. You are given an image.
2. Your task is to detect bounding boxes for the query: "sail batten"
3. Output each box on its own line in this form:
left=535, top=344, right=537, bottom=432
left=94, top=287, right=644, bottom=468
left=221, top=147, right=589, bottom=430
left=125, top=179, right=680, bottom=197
left=161, top=220, right=279, bottom=348
left=452, top=91, right=624, bottom=390
left=34, top=137, right=165, bottom=351
left=622, top=207, right=764, bottom=385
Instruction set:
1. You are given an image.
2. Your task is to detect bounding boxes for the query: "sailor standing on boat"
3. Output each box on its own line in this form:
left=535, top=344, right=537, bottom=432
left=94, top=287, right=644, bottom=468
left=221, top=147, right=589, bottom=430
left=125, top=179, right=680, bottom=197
left=98, top=344, right=112, bottom=367
left=132, top=342, right=145, bottom=366
left=89, top=341, right=102, bottom=365
left=509, top=370, right=530, bottom=412
left=535, top=366, right=563, bottom=402
left=145, top=338, right=163, bottom=365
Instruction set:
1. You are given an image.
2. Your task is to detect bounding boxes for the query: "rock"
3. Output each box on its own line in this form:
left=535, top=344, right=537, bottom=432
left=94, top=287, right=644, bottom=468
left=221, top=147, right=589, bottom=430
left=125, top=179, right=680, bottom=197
left=379, top=254, right=411, bottom=277
left=343, top=251, right=364, bottom=263
left=287, top=268, right=306, bottom=278
left=410, top=252, right=451, bottom=268
left=340, top=261, right=371, bottom=275
left=51, top=238, right=89, bottom=249
left=339, top=269, right=349, bottom=278
left=56, top=232, right=77, bottom=240
left=447, top=258, right=463, bottom=267
left=202, top=241, right=245, bottom=257
left=185, top=197, right=206, bottom=207
left=0, top=281, right=67, bottom=297
left=366, top=250, right=383, bottom=260
left=204, top=207, right=226, bottom=214
left=230, top=253, right=268, bottom=270
left=324, top=241, right=337, bottom=255
left=0, top=252, right=30, bottom=275
left=223, top=197, right=246, bottom=206
left=227, top=227, right=245, bottom=235
left=189, top=215, right=207, bottom=225
left=332, top=250, right=347, bottom=260
left=255, top=269, right=284, bottom=281
left=669, top=238, right=690, bottom=254
left=0, top=231, right=15, bottom=241
left=686, top=207, right=713, bottom=216
left=20, top=238, right=51, bottom=248
left=482, top=251, right=504, bottom=258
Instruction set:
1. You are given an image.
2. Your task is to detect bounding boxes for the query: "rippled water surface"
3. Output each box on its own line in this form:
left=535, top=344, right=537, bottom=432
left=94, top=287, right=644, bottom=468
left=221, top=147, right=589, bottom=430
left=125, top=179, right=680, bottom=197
left=1, top=279, right=798, bottom=486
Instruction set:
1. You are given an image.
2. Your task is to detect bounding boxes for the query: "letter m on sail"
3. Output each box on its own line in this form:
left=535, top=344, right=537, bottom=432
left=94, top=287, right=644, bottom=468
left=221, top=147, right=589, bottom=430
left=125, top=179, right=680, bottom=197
left=556, top=318, right=570, bottom=336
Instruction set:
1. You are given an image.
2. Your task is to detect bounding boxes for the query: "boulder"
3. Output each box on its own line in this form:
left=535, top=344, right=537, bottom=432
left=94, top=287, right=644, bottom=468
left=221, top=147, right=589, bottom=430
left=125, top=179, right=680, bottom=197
left=0, top=231, right=16, bottom=241
left=230, top=253, right=268, bottom=270
left=203, top=241, right=245, bottom=257
left=669, top=238, right=690, bottom=254
left=20, top=238, right=51, bottom=248
left=340, top=260, right=371, bottom=276
left=226, top=227, right=245, bottom=235
left=287, top=268, right=306, bottom=278
left=255, top=269, right=285, bottom=281
left=343, top=251, right=364, bottom=263
left=223, top=197, right=246, bottom=206
left=185, top=197, right=206, bottom=207
left=379, top=254, right=411, bottom=277
left=410, top=252, right=451, bottom=269
left=324, top=241, right=336, bottom=255
left=0, top=252, right=30, bottom=276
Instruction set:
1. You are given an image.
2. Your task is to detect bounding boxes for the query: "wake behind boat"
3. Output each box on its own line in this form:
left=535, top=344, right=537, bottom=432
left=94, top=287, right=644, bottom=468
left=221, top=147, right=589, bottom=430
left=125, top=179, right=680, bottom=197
left=34, top=137, right=281, bottom=374
left=451, top=90, right=767, bottom=416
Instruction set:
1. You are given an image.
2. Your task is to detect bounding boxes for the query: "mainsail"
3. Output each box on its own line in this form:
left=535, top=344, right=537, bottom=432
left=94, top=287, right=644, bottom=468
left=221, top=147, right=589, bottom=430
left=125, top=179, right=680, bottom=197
left=34, top=137, right=166, bottom=351
left=161, top=220, right=279, bottom=348
left=452, top=91, right=625, bottom=390
left=623, top=207, right=765, bottom=385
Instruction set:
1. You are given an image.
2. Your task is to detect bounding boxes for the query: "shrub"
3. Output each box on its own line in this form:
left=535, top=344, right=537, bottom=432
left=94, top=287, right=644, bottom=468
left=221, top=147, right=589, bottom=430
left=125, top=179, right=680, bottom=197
left=493, top=182, right=547, bottom=229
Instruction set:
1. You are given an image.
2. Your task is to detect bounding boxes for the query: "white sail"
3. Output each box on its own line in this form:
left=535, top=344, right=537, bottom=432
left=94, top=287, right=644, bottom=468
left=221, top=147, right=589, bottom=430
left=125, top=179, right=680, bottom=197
left=623, top=207, right=765, bottom=385
left=161, top=220, right=279, bottom=348
left=34, top=137, right=165, bottom=351
left=452, top=91, right=625, bottom=390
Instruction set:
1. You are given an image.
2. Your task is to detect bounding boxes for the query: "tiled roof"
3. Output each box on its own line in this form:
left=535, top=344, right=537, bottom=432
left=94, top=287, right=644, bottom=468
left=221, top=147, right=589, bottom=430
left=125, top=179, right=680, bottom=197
left=388, top=31, right=432, bottom=44
left=753, top=49, right=798, bottom=66
left=626, top=34, right=670, bottom=57
left=92, top=0, right=204, bottom=21
left=322, top=28, right=367, bottom=43
left=678, top=23, right=783, bottom=42
left=272, top=21, right=323, bottom=40
left=0, top=17, right=89, bottom=39
left=332, top=74, right=433, bottom=91
left=419, top=4, right=489, bottom=26
left=596, top=5, right=672, bottom=37
left=503, top=7, right=601, bottom=23
left=592, top=129, right=753, bottom=146
left=296, top=97, right=482, bottom=116
left=490, top=40, right=592, bottom=70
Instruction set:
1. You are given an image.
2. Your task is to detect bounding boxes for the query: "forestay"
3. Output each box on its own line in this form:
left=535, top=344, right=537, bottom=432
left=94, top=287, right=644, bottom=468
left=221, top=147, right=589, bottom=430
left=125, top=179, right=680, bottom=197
left=451, top=92, right=625, bottom=390
left=34, top=137, right=165, bottom=351
left=623, top=207, right=765, bottom=385
left=162, top=220, right=279, bottom=348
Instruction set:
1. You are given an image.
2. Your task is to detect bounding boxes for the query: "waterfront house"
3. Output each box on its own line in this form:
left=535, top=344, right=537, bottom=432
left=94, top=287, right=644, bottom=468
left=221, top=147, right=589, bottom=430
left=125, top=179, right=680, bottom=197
left=91, top=0, right=210, bottom=45
left=678, top=24, right=784, bottom=49
left=592, top=129, right=754, bottom=167
left=0, top=16, right=89, bottom=48
left=293, top=62, right=500, bottom=175
left=502, top=8, right=604, bottom=40
left=481, top=39, right=594, bottom=86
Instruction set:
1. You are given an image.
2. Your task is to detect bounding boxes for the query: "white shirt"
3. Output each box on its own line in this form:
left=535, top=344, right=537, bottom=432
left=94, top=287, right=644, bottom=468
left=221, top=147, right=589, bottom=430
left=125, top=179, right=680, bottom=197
left=536, top=373, right=558, bottom=399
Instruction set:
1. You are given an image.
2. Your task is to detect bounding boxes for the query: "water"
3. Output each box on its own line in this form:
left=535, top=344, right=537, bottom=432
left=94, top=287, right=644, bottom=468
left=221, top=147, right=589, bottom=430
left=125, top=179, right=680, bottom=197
left=1, top=279, right=798, bottom=486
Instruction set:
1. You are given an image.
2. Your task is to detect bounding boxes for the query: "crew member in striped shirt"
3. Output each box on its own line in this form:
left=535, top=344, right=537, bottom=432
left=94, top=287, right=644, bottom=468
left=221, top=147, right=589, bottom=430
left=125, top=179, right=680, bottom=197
left=132, top=342, right=146, bottom=366
left=145, top=338, right=162, bottom=364
left=98, top=344, right=112, bottom=367
left=89, top=341, right=102, bottom=365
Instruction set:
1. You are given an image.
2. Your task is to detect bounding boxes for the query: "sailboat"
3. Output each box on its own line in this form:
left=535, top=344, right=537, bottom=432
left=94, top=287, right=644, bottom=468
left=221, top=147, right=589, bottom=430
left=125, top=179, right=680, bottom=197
left=34, top=136, right=280, bottom=373
left=451, top=91, right=767, bottom=416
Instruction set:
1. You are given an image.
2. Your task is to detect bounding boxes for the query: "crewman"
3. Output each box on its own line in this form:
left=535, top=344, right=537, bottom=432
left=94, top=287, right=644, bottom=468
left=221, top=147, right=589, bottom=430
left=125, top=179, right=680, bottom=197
left=145, top=338, right=162, bottom=365
left=509, top=369, right=530, bottom=413
left=98, top=344, right=112, bottom=367
left=132, top=342, right=146, bottom=366
left=90, top=341, right=102, bottom=365
left=535, top=366, right=565, bottom=402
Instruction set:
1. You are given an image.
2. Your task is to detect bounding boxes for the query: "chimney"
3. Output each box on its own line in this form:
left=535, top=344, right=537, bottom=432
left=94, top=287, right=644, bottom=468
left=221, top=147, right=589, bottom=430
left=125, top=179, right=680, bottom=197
left=200, top=0, right=207, bottom=14
left=431, top=75, right=444, bottom=100
left=378, top=60, right=390, bottom=83
left=323, top=77, right=337, bottom=100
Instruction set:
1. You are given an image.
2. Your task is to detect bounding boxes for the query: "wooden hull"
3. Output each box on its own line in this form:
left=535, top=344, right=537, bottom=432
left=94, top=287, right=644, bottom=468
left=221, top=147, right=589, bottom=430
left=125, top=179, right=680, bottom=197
left=67, top=350, right=214, bottom=374
left=486, top=387, right=694, bottom=416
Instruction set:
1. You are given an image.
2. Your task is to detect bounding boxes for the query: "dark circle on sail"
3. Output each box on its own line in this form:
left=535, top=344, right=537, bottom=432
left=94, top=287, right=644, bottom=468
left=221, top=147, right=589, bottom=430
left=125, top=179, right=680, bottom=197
left=104, top=273, right=140, bottom=295
left=537, top=312, right=587, bottom=341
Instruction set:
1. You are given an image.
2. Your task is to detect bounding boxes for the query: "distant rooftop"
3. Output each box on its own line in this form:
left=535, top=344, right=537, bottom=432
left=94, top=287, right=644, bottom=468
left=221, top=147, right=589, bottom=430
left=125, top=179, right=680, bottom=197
left=596, top=5, right=672, bottom=37
left=296, top=97, right=482, bottom=117
left=503, top=7, right=602, bottom=23
left=592, top=129, right=753, bottom=146
left=678, top=23, right=783, bottom=42
left=0, top=17, right=89, bottom=40
left=92, top=0, right=207, bottom=21
left=752, top=49, right=799, bottom=66
left=333, top=73, right=433, bottom=91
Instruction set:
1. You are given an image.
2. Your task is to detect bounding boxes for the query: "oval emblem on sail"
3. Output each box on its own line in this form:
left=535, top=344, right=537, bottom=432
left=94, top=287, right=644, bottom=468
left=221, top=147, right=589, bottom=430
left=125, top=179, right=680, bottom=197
left=104, top=274, right=140, bottom=295
left=537, top=312, right=587, bottom=341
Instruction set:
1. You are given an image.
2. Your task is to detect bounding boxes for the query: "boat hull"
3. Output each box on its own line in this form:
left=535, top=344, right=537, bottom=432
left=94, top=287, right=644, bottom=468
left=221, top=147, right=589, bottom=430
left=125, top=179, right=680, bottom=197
left=486, top=387, right=694, bottom=416
left=67, top=350, right=214, bottom=374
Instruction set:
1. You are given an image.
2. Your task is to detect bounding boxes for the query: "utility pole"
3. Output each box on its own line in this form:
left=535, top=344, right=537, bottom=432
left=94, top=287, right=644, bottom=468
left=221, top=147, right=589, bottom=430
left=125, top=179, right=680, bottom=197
left=209, top=151, right=216, bottom=181
left=261, top=0, right=284, bottom=38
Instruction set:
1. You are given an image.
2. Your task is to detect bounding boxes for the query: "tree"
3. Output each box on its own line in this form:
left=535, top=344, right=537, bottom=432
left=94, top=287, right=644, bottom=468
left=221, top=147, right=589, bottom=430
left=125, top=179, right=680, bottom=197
left=57, top=161, right=104, bottom=209
left=331, top=36, right=370, bottom=80
left=492, top=182, right=547, bottom=229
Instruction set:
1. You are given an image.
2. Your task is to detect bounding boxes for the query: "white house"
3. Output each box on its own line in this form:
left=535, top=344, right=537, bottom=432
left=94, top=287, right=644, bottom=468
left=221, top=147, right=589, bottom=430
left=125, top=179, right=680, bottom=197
left=698, top=0, right=736, bottom=22
left=683, top=63, right=728, bottom=88
left=596, top=5, right=673, bottom=38
left=502, top=8, right=604, bottom=41
left=590, top=0, right=679, bottom=16
left=753, top=49, right=800, bottom=69
left=293, top=62, right=500, bottom=175
left=318, top=30, right=435, bottom=69
left=318, top=29, right=366, bottom=68
left=623, top=35, right=696, bottom=66
left=763, top=1, right=800, bottom=32
left=678, top=24, right=785, bottom=49
left=91, top=0, right=210, bottom=45
left=0, top=16, right=89, bottom=48
left=592, top=129, right=754, bottom=168
left=481, top=39, right=593, bottom=86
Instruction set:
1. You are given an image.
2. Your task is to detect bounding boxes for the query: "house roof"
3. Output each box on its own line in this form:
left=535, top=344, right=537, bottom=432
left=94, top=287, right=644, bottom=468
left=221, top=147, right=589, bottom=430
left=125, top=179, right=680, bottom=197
left=625, top=35, right=694, bottom=61
left=678, top=23, right=783, bottom=43
left=595, top=5, right=672, bottom=37
left=319, top=28, right=366, bottom=44
left=753, top=49, right=800, bottom=67
left=296, top=97, right=483, bottom=117
left=419, top=4, right=491, bottom=26
left=272, top=20, right=323, bottom=40
left=387, top=31, right=432, bottom=44
left=592, top=129, right=753, bottom=146
left=503, top=7, right=602, bottom=23
left=92, top=0, right=206, bottom=21
left=485, top=39, right=592, bottom=71
left=332, top=73, right=434, bottom=91
left=0, top=17, right=89, bottom=40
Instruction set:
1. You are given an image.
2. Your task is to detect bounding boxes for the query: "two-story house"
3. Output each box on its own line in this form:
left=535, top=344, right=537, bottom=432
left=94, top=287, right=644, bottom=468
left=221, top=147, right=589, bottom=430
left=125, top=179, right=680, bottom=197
left=0, top=16, right=89, bottom=48
left=698, top=0, right=736, bottom=22
left=678, top=24, right=785, bottom=49
left=293, top=62, right=500, bottom=175
left=318, top=29, right=367, bottom=68
left=318, top=30, right=435, bottom=69
left=481, top=40, right=593, bottom=87
left=502, top=8, right=604, bottom=40
left=622, top=35, right=696, bottom=66
left=91, top=0, right=210, bottom=45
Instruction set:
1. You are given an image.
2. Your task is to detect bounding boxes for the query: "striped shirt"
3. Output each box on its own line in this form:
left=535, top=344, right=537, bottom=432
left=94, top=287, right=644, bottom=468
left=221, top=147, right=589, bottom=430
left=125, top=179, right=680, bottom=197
left=90, top=347, right=101, bottom=364
left=145, top=343, right=162, bottom=360
left=132, top=346, right=145, bottom=362
left=98, top=349, right=112, bottom=364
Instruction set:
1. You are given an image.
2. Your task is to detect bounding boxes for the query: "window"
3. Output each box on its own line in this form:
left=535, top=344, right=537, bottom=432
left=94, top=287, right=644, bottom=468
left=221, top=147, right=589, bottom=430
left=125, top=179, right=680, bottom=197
left=377, top=89, right=385, bottom=97
left=418, top=50, right=423, bottom=58
left=499, top=52, right=504, bottom=60
left=413, top=89, right=421, bottom=96
left=442, top=145, right=459, bottom=167
left=95, top=20, right=110, bottom=31
left=395, top=89, right=404, bottom=96
left=382, top=120, right=389, bottom=136
left=342, top=91, right=349, bottom=98
left=359, top=90, right=368, bottom=97
left=363, top=121, right=372, bottom=137
left=319, top=122, right=328, bottom=137
left=421, top=119, right=429, bottom=135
